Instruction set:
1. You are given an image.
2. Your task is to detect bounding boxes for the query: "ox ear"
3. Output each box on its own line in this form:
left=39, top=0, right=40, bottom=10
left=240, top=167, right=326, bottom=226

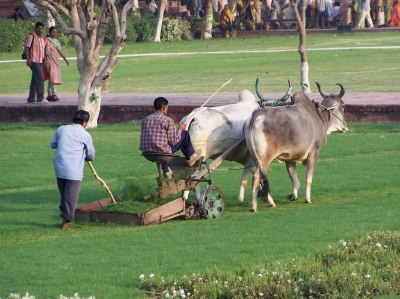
left=325, top=101, right=339, bottom=111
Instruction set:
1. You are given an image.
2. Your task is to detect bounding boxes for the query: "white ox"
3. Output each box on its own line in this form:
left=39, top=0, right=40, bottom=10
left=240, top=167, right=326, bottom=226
left=184, top=86, right=291, bottom=201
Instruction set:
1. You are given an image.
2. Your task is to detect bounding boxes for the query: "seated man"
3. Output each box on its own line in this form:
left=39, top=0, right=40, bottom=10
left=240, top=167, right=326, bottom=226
left=140, top=97, right=202, bottom=179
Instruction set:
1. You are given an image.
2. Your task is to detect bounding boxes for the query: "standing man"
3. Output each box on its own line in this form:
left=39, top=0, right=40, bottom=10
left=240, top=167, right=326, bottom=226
left=50, top=110, right=95, bottom=230
left=25, top=22, right=48, bottom=104
left=140, top=97, right=202, bottom=179
left=375, top=0, right=385, bottom=26
left=354, top=0, right=374, bottom=27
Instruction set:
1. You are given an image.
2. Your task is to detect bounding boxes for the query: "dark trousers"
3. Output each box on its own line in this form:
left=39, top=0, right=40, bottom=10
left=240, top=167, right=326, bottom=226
left=162, top=130, right=195, bottom=172
left=28, top=62, right=44, bottom=102
left=316, top=9, right=325, bottom=28
left=57, top=178, right=81, bottom=221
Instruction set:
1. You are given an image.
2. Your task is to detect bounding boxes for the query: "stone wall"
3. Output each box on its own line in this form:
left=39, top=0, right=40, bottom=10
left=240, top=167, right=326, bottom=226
left=1, top=104, right=400, bottom=124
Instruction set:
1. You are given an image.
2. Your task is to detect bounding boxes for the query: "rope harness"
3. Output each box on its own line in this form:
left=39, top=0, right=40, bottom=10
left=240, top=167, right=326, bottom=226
left=316, top=101, right=347, bottom=135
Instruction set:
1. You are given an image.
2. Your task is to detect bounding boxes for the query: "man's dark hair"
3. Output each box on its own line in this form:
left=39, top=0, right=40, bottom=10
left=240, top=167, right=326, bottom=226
left=73, top=110, right=90, bottom=125
left=35, top=22, right=44, bottom=28
left=154, top=97, right=168, bottom=110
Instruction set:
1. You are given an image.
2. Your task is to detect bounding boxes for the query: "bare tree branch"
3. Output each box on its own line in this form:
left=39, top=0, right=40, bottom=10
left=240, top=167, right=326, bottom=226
left=35, top=0, right=87, bottom=38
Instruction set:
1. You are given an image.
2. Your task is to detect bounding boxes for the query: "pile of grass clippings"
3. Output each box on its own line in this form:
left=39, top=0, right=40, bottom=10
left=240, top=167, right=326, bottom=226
left=101, top=178, right=182, bottom=215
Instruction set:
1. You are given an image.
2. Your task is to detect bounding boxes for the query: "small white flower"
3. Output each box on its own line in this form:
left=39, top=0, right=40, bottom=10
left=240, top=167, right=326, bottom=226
left=341, top=241, right=347, bottom=246
left=179, top=289, right=185, bottom=295
left=375, top=243, right=381, bottom=248
left=258, top=273, right=263, bottom=278
left=172, top=290, right=177, bottom=296
left=367, top=235, right=371, bottom=239
left=259, top=292, right=264, bottom=296
left=272, top=271, right=278, bottom=275
left=328, top=245, right=332, bottom=249
left=287, top=279, right=291, bottom=283
left=352, top=272, right=356, bottom=276
left=139, top=274, right=145, bottom=279
left=187, top=292, right=191, bottom=296
left=198, top=277, right=202, bottom=281
left=238, top=276, right=243, bottom=281
left=165, top=294, right=170, bottom=298
left=215, top=280, right=218, bottom=284
left=365, top=274, right=371, bottom=278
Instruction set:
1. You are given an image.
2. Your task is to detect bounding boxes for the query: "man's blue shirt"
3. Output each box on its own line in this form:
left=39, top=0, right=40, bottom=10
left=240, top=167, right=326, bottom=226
left=50, top=123, right=95, bottom=181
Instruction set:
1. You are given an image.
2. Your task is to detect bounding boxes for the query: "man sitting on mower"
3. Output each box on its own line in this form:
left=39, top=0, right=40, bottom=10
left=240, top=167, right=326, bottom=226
left=139, top=97, right=202, bottom=179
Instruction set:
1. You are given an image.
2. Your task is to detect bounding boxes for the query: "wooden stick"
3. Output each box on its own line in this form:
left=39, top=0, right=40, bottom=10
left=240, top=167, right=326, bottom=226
left=183, top=79, right=232, bottom=124
left=87, top=161, right=116, bottom=204
left=190, top=136, right=245, bottom=188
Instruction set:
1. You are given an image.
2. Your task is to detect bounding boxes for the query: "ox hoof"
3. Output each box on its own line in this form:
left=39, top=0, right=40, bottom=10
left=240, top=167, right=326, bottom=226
left=250, top=208, right=258, bottom=212
left=304, top=200, right=312, bottom=204
left=287, top=194, right=298, bottom=201
left=268, top=204, right=276, bottom=208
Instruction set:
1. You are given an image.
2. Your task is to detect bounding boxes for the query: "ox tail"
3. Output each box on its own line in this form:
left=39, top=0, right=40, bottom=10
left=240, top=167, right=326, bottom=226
left=246, top=111, right=270, bottom=201
left=257, top=172, right=270, bottom=203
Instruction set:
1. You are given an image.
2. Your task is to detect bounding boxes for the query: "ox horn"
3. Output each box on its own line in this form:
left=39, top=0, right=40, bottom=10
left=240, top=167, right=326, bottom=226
left=255, top=78, right=266, bottom=102
left=273, top=80, right=292, bottom=106
left=335, top=83, right=345, bottom=98
left=315, top=82, right=328, bottom=98
left=255, top=79, right=292, bottom=107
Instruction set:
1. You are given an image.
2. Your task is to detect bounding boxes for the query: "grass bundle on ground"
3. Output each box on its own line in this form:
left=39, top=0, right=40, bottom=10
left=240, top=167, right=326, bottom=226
left=101, top=177, right=183, bottom=215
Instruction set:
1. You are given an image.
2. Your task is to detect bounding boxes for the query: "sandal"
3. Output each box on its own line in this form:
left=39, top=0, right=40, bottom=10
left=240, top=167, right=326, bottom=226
left=48, top=95, right=60, bottom=102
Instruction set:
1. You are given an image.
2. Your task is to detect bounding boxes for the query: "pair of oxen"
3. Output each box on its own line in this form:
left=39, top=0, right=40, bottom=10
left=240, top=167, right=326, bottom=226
left=184, top=81, right=348, bottom=212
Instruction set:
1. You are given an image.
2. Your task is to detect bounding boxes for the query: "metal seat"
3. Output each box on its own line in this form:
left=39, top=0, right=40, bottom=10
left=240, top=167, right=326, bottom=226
left=142, top=153, right=180, bottom=164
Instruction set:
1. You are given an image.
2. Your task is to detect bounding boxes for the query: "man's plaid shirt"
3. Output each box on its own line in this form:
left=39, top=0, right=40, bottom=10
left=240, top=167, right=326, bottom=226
left=139, top=112, right=181, bottom=153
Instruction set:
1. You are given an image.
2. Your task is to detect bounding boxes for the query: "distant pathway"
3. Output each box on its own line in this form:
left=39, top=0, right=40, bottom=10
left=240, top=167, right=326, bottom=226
left=1, top=46, right=400, bottom=64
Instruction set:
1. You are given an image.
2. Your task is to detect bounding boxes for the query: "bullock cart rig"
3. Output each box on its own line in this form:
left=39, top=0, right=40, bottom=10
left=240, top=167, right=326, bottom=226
left=75, top=137, right=245, bottom=226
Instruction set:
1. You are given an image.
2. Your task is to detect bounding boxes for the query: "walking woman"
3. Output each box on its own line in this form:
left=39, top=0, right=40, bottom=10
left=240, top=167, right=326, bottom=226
left=43, top=27, right=69, bottom=102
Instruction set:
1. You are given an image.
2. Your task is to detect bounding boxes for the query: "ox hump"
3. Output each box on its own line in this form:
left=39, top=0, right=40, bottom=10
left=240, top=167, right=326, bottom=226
left=290, top=91, right=315, bottom=107
left=238, top=90, right=258, bottom=103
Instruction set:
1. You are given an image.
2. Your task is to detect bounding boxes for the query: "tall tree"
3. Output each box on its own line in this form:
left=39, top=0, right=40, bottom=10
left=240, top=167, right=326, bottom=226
left=33, top=0, right=138, bottom=127
left=204, top=0, right=214, bottom=38
left=289, top=0, right=311, bottom=93
left=153, top=0, right=168, bottom=41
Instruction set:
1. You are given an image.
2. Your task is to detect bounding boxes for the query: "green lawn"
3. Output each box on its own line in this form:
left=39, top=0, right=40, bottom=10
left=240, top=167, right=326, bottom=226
left=0, top=32, right=399, bottom=94
left=0, top=123, right=399, bottom=298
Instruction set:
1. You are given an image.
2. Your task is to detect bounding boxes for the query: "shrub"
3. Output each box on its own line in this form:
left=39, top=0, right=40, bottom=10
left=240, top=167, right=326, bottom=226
left=105, top=10, right=155, bottom=44
left=139, top=231, right=400, bottom=298
left=161, top=16, right=192, bottom=41
left=0, top=18, right=26, bottom=52
left=134, top=10, right=156, bottom=42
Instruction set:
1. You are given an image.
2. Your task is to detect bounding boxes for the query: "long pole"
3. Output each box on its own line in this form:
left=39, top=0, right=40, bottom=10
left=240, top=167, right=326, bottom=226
left=182, top=79, right=232, bottom=124
left=87, top=161, right=116, bottom=204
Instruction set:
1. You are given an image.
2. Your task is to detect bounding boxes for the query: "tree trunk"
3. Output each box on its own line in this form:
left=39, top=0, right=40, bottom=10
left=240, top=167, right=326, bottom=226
left=291, top=0, right=311, bottom=93
left=153, top=0, right=168, bottom=42
left=204, top=0, right=214, bottom=38
left=78, top=79, right=102, bottom=128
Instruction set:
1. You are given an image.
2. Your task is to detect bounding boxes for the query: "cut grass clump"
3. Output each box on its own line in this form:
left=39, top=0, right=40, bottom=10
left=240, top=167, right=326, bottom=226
left=101, top=178, right=182, bottom=215
left=139, top=230, right=400, bottom=298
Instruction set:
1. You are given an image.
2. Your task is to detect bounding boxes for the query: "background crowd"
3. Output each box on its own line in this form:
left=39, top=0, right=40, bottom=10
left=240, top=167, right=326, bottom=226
left=214, top=0, right=400, bottom=34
